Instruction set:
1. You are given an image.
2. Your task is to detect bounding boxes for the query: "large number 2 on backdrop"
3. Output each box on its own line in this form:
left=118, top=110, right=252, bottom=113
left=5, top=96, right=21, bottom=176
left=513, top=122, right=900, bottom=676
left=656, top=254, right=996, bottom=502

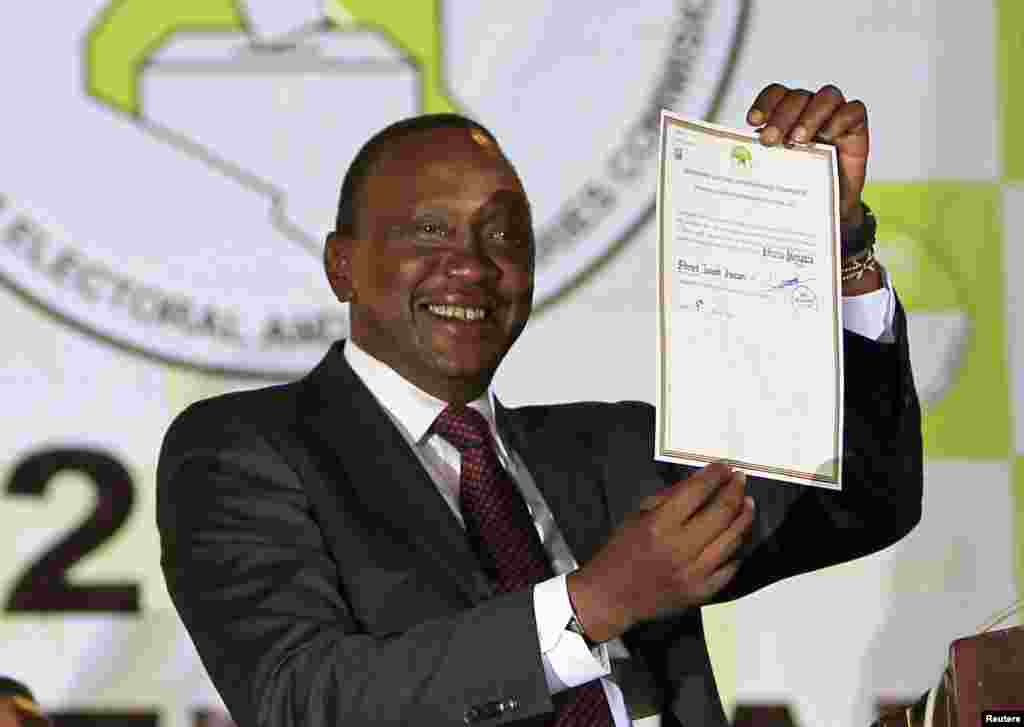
left=5, top=448, right=139, bottom=612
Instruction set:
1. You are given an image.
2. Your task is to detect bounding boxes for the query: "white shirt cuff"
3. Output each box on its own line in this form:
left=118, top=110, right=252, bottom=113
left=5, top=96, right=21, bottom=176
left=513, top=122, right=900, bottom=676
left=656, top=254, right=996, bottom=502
left=842, top=271, right=896, bottom=343
left=534, top=573, right=611, bottom=694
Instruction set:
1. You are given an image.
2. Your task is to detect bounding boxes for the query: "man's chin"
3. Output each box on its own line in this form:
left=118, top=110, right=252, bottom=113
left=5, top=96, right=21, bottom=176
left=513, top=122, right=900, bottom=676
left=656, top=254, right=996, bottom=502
left=424, top=347, right=503, bottom=388
left=431, top=355, right=499, bottom=383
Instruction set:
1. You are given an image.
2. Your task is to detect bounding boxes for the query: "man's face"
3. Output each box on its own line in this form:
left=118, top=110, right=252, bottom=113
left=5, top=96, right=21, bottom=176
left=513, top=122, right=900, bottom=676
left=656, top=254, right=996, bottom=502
left=329, top=126, right=534, bottom=401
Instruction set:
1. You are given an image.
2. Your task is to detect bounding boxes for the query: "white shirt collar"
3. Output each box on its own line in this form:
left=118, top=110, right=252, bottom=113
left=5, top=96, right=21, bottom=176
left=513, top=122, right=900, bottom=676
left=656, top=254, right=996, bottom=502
left=343, top=339, right=513, bottom=460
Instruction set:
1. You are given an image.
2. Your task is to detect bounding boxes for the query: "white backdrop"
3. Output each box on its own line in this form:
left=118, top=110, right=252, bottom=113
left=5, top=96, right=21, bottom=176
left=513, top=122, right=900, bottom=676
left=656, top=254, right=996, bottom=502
left=1, top=2, right=1020, bottom=725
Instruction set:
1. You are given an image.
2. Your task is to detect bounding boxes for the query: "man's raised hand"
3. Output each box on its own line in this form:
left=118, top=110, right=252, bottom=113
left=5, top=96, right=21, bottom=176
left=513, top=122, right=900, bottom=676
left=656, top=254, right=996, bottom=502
left=747, top=83, right=869, bottom=225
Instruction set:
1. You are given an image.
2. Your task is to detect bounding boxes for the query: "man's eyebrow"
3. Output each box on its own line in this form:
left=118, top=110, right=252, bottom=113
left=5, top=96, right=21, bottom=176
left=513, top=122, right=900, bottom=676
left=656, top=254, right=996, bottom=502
left=409, top=203, right=457, bottom=219
left=480, top=189, right=531, bottom=210
left=473, top=201, right=530, bottom=226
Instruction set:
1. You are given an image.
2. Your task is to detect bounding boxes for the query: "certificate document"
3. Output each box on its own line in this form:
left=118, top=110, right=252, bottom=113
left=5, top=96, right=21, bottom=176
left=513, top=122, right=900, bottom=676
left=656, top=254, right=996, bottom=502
left=655, top=111, right=843, bottom=488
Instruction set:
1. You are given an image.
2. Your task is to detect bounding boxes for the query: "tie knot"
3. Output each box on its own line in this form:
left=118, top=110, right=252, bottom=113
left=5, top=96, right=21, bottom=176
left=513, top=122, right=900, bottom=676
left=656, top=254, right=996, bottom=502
left=432, top=405, right=491, bottom=453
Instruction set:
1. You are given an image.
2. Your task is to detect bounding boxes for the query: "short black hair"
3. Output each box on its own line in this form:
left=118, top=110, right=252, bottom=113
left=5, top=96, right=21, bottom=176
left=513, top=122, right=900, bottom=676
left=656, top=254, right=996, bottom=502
left=333, top=113, right=502, bottom=237
left=0, top=677, right=35, bottom=703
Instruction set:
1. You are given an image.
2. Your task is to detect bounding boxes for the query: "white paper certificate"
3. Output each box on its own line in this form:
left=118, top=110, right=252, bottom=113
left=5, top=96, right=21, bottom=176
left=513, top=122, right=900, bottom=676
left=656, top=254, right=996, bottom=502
left=655, top=111, right=844, bottom=488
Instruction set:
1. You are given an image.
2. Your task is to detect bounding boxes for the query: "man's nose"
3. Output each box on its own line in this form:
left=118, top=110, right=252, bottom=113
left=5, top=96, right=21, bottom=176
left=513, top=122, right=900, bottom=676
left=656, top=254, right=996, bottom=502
left=441, top=235, right=497, bottom=281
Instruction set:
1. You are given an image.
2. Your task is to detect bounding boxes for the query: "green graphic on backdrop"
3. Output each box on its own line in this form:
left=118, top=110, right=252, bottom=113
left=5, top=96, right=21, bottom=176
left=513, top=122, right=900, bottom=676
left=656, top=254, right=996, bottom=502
left=1014, top=458, right=1024, bottom=593
left=337, top=0, right=455, bottom=114
left=86, top=0, right=244, bottom=115
left=85, top=0, right=456, bottom=116
left=999, top=0, right=1023, bottom=182
left=999, top=0, right=1024, bottom=597
left=865, top=182, right=1009, bottom=460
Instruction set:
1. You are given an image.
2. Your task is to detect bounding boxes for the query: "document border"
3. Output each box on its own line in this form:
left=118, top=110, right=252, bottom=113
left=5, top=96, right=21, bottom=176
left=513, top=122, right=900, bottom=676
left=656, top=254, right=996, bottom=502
left=655, top=111, right=844, bottom=487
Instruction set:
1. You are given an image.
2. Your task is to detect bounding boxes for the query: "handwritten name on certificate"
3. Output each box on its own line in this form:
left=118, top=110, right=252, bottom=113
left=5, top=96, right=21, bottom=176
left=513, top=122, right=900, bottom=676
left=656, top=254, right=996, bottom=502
left=655, top=112, right=843, bottom=488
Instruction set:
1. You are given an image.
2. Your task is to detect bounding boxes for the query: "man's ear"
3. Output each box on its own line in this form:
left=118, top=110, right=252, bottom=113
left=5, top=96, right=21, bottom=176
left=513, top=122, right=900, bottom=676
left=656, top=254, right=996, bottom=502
left=324, top=231, right=355, bottom=303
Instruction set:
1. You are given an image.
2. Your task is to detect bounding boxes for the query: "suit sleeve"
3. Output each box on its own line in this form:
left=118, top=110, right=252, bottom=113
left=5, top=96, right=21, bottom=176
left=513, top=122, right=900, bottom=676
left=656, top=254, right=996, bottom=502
left=157, top=407, right=553, bottom=727
left=707, top=290, right=923, bottom=601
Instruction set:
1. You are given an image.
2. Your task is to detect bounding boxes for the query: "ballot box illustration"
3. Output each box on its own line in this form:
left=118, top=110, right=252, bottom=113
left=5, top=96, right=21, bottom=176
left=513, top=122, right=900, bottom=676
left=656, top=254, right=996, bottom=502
left=141, top=29, right=419, bottom=259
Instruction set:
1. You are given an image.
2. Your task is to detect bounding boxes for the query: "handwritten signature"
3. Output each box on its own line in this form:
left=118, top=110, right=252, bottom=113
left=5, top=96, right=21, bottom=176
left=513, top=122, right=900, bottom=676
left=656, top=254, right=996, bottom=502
left=773, top=276, right=815, bottom=289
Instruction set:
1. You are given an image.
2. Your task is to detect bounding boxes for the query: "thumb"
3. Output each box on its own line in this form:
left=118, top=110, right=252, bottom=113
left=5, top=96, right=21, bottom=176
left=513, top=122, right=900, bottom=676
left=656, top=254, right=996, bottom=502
left=638, top=492, right=669, bottom=511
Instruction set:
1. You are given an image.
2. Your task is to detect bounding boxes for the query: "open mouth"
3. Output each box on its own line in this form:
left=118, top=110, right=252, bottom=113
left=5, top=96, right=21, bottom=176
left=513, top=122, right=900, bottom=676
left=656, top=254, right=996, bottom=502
left=424, top=303, right=490, bottom=322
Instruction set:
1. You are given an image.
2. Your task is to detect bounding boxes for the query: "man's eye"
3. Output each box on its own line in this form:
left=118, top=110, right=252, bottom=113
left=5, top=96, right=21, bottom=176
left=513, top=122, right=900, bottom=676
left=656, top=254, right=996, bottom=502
left=417, top=222, right=446, bottom=237
left=487, top=228, right=523, bottom=244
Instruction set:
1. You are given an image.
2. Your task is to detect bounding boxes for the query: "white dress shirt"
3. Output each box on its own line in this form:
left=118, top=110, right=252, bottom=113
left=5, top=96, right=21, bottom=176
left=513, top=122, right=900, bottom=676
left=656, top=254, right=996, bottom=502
left=342, top=277, right=896, bottom=727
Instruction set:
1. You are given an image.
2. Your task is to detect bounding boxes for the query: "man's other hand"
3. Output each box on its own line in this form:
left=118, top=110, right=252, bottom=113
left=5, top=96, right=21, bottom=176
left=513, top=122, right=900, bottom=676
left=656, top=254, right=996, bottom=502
left=567, top=462, right=755, bottom=643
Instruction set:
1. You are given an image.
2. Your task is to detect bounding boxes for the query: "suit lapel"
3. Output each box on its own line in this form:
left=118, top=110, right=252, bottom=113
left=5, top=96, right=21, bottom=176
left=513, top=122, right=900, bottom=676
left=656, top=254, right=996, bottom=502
left=297, top=342, right=492, bottom=605
left=496, top=400, right=610, bottom=569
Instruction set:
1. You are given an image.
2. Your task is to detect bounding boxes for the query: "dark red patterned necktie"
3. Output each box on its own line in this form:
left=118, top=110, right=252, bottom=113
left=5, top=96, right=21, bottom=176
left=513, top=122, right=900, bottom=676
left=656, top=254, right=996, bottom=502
left=432, top=405, right=614, bottom=726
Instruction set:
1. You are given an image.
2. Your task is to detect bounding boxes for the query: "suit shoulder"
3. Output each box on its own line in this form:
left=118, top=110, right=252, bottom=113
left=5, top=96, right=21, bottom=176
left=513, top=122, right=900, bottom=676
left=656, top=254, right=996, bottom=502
left=156, top=380, right=312, bottom=510
left=161, top=379, right=302, bottom=456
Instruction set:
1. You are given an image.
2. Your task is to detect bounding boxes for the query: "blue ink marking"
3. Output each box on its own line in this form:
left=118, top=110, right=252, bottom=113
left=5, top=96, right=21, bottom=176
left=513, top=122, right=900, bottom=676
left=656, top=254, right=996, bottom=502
left=775, top=276, right=814, bottom=289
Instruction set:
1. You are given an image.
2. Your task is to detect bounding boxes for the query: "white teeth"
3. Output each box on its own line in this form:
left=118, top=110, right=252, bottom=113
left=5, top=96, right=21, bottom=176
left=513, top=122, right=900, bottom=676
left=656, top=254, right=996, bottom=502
left=427, top=304, right=488, bottom=321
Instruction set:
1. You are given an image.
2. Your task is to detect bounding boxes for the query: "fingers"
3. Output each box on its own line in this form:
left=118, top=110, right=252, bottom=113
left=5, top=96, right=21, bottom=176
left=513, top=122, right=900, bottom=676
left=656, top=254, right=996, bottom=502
left=690, top=495, right=755, bottom=582
left=608, top=468, right=754, bottom=624
left=638, top=493, right=667, bottom=511
left=697, top=559, right=742, bottom=602
left=747, top=83, right=867, bottom=148
left=747, top=83, right=788, bottom=126
left=672, top=495, right=754, bottom=605
left=679, top=471, right=748, bottom=553
left=649, top=468, right=747, bottom=567
left=652, top=462, right=735, bottom=524
left=782, top=85, right=841, bottom=143
left=819, top=98, right=868, bottom=144
left=751, top=85, right=814, bottom=144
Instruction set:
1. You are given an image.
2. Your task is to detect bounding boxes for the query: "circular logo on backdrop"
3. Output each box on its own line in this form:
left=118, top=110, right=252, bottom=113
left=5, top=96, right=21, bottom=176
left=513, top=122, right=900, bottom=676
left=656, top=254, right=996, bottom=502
left=0, top=0, right=747, bottom=377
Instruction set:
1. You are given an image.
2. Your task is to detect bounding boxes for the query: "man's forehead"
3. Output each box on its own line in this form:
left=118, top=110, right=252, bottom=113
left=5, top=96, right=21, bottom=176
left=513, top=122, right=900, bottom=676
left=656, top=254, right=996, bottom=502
left=376, top=126, right=507, bottom=167
left=468, top=127, right=501, bottom=155
left=365, top=128, right=523, bottom=196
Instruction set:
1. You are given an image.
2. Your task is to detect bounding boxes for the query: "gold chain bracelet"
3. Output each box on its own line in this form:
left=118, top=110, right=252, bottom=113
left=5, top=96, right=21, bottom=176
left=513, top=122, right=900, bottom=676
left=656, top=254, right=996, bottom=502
left=841, top=246, right=878, bottom=282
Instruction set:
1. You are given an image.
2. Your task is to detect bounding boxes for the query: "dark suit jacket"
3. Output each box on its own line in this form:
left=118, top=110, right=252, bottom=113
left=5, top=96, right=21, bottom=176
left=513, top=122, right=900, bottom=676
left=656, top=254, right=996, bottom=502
left=157, top=297, right=922, bottom=727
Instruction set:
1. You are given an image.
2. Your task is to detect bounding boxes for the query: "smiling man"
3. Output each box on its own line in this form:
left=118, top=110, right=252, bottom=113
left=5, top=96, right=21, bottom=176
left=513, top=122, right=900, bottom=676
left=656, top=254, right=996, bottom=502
left=325, top=122, right=535, bottom=405
left=158, top=85, right=922, bottom=727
